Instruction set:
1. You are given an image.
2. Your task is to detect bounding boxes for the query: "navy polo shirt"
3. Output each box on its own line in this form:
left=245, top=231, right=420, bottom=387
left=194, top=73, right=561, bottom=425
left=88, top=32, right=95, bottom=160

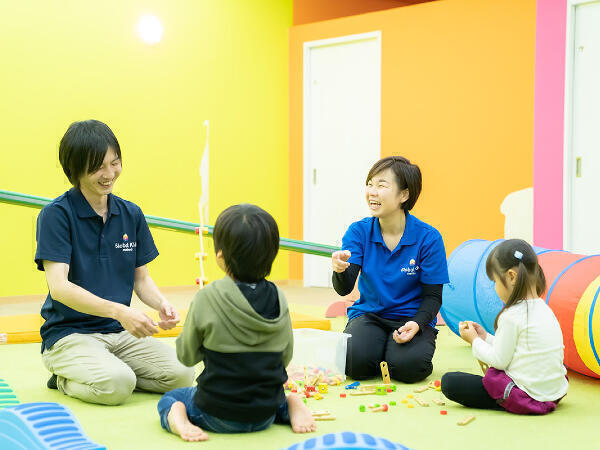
left=35, top=188, right=159, bottom=352
left=343, top=213, right=449, bottom=327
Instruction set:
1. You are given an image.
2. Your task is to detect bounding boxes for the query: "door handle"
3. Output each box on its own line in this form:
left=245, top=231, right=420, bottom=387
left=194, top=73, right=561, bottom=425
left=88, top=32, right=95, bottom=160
left=576, top=157, right=582, bottom=178
left=313, top=168, right=317, bottom=184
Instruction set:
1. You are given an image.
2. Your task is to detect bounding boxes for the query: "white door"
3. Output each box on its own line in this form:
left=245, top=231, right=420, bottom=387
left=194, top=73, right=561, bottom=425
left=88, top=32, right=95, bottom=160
left=565, top=1, right=600, bottom=254
left=303, top=32, right=381, bottom=287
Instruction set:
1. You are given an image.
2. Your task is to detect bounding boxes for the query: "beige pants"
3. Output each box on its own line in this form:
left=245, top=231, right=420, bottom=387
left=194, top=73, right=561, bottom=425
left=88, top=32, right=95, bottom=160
left=42, top=331, right=195, bottom=406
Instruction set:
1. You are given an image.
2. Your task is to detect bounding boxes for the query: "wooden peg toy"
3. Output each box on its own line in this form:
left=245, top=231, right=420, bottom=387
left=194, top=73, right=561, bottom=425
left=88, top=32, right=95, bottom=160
left=414, top=397, right=429, bottom=407
left=457, top=415, right=476, bottom=426
left=380, top=361, right=391, bottom=384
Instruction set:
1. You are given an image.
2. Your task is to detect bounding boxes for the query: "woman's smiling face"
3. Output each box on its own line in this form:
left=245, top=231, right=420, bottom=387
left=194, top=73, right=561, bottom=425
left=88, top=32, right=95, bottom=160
left=365, top=167, right=408, bottom=218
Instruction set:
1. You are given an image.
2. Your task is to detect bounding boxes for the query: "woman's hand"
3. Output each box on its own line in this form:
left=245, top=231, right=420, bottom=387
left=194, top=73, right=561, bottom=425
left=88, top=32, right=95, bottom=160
left=392, top=321, right=419, bottom=344
left=459, top=321, right=478, bottom=344
left=331, top=250, right=351, bottom=273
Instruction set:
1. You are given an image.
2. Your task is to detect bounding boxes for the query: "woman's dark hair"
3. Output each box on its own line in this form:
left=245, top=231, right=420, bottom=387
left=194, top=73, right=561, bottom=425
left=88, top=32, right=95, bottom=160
left=59, top=120, right=121, bottom=186
left=366, top=156, right=422, bottom=211
left=486, top=239, right=546, bottom=330
left=213, top=204, right=280, bottom=283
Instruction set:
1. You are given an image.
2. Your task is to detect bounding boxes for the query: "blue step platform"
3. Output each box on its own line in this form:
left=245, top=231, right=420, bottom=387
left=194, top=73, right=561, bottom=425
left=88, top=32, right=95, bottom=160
left=0, top=402, right=105, bottom=450
left=0, top=378, right=20, bottom=409
left=284, top=431, right=410, bottom=450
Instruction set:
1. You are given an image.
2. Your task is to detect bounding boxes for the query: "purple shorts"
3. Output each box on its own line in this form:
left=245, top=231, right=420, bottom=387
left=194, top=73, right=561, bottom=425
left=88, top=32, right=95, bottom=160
left=482, top=368, right=562, bottom=415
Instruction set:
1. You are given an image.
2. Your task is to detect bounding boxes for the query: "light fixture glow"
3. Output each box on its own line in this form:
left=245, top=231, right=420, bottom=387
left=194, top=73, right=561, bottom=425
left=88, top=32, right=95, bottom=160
left=137, top=14, right=163, bottom=45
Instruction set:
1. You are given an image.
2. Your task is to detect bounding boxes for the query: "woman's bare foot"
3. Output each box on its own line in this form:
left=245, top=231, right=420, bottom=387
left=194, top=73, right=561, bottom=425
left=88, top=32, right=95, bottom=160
left=167, top=401, right=209, bottom=442
left=287, top=393, right=316, bottom=433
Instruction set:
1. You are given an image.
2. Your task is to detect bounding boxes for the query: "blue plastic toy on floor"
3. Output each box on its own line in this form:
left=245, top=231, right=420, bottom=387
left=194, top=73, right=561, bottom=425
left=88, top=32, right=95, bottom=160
left=284, top=431, right=410, bottom=450
left=0, top=402, right=105, bottom=450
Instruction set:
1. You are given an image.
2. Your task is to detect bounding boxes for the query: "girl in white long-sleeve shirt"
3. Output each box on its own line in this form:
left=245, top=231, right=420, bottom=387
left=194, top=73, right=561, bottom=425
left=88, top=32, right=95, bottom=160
left=441, top=239, right=568, bottom=414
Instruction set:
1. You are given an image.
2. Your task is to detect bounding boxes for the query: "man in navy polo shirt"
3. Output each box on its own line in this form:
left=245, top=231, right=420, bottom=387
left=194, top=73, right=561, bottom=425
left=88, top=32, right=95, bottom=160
left=332, top=156, right=449, bottom=383
left=35, top=120, right=194, bottom=405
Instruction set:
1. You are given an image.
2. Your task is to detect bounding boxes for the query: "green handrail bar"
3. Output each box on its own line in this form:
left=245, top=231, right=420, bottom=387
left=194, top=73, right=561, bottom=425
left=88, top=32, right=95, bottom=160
left=0, top=189, right=340, bottom=257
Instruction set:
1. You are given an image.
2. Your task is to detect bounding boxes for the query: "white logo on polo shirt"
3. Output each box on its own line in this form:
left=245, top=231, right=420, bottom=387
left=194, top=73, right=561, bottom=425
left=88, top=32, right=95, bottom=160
left=401, top=261, right=420, bottom=275
left=115, top=234, right=137, bottom=252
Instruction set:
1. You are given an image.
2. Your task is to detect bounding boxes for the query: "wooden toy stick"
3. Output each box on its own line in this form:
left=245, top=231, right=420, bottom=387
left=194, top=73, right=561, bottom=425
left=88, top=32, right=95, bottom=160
left=349, top=390, right=376, bottom=396
left=432, top=398, right=446, bottom=406
left=414, top=396, right=429, bottom=407
left=380, top=361, right=391, bottom=384
left=311, top=410, right=331, bottom=417
left=413, top=385, right=429, bottom=393
left=457, top=415, right=476, bottom=426
left=314, top=415, right=336, bottom=421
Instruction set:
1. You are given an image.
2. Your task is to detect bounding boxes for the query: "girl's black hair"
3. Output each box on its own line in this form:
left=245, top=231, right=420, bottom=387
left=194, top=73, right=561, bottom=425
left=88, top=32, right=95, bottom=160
left=486, top=239, right=546, bottom=330
left=59, top=119, right=121, bottom=186
left=213, top=204, right=279, bottom=283
left=366, top=156, right=422, bottom=211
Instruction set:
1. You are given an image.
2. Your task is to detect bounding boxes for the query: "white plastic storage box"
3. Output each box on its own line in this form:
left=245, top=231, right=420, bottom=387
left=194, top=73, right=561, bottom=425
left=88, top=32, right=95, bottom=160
left=288, top=329, right=351, bottom=380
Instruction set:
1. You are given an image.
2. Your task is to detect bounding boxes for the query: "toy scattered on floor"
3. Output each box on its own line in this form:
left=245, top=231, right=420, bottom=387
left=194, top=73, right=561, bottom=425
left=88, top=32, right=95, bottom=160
left=413, top=385, right=429, bottom=393
left=440, top=410, right=448, bottom=415
left=283, top=431, right=410, bottom=450
left=414, top=396, right=429, bottom=407
left=380, top=361, right=391, bottom=384
left=0, top=402, right=105, bottom=449
left=372, top=404, right=388, bottom=412
left=406, top=404, right=414, bottom=409
left=312, top=409, right=336, bottom=421
left=345, top=381, right=360, bottom=390
left=432, top=398, right=446, bottom=406
left=359, top=405, right=366, bottom=412
left=339, top=393, right=346, bottom=398
left=457, top=415, right=476, bottom=426
left=389, top=401, right=397, bottom=406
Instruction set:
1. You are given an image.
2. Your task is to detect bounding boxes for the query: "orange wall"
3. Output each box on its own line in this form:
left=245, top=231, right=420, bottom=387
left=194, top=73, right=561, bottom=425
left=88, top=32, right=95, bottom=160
left=289, top=0, right=536, bottom=279
left=293, top=0, right=431, bottom=25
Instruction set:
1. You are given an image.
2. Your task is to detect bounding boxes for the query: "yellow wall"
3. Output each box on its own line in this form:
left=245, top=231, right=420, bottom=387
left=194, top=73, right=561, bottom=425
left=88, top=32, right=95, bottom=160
left=0, top=0, right=292, bottom=296
left=289, top=0, right=536, bottom=278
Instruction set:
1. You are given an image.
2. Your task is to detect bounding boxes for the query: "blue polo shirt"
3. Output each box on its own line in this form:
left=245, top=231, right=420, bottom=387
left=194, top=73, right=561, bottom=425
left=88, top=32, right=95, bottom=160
left=35, top=188, right=159, bottom=352
left=343, top=213, right=449, bottom=327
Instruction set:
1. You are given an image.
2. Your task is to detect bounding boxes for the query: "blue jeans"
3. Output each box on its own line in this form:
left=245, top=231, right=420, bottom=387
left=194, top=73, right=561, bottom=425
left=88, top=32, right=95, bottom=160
left=157, top=387, right=290, bottom=434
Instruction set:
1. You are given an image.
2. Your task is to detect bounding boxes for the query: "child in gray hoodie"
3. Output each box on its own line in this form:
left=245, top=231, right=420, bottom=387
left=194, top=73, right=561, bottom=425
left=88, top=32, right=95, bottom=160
left=157, top=204, right=316, bottom=442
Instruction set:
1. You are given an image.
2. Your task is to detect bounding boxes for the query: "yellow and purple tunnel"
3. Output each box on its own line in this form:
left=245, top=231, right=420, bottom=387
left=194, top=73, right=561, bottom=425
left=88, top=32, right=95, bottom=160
left=440, top=239, right=600, bottom=379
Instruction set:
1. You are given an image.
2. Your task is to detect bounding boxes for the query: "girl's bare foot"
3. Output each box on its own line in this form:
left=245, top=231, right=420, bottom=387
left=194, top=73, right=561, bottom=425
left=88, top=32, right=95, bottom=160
left=287, top=393, right=316, bottom=433
left=167, top=401, right=209, bottom=442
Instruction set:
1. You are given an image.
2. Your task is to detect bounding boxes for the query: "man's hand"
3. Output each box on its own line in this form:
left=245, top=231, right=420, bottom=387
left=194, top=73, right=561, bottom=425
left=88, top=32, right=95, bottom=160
left=157, top=300, right=180, bottom=330
left=332, top=250, right=351, bottom=273
left=115, top=306, right=159, bottom=338
left=459, top=321, right=478, bottom=344
left=392, top=321, right=420, bottom=344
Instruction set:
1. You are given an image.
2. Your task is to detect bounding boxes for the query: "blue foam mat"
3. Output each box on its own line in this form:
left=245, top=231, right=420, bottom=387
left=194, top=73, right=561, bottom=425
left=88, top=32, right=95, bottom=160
left=0, top=402, right=105, bottom=450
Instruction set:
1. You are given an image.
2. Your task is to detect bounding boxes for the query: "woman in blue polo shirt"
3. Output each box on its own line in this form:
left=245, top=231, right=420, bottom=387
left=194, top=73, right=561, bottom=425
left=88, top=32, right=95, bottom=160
left=332, top=156, right=449, bottom=383
left=35, top=120, right=194, bottom=405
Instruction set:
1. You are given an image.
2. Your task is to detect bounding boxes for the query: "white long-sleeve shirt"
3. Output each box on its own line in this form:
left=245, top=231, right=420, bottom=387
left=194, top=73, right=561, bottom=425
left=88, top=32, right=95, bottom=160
left=472, top=298, right=568, bottom=402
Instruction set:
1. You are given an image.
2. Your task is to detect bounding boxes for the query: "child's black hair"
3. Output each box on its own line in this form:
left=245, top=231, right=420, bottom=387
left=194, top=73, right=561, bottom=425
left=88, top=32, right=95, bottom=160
left=59, top=119, right=121, bottom=186
left=213, top=204, right=279, bottom=283
left=366, top=156, right=422, bottom=211
left=486, top=239, right=546, bottom=330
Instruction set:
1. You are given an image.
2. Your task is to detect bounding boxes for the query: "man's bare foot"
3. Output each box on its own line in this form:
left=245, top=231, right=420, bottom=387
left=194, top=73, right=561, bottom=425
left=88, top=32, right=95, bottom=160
left=287, top=393, right=316, bottom=433
left=167, top=401, right=209, bottom=442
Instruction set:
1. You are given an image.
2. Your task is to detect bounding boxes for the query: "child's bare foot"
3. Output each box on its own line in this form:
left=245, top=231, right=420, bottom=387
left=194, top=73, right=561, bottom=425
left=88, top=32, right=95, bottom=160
left=167, top=401, right=209, bottom=442
left=287, top=393, right=316, bottom=433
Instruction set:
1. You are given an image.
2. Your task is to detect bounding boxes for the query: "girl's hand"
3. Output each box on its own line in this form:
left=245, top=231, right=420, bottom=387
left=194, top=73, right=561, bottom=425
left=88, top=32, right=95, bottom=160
left=458, top=321, right=478, bottom=344
left=393, top=321, right=420, bottom=344
left=471, top=321, right=488, bottom=340
left=331, top=250, right=351, bottom=273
